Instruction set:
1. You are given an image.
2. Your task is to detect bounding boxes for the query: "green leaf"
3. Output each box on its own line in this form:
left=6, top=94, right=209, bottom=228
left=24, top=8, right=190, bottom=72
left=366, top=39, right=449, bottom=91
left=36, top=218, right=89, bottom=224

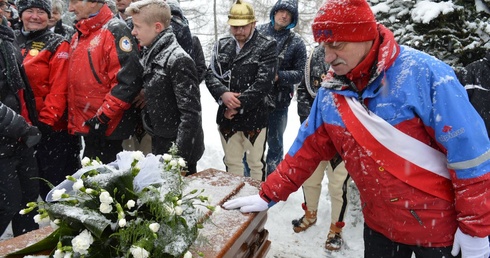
left=7, top=226, right=75, bottom=256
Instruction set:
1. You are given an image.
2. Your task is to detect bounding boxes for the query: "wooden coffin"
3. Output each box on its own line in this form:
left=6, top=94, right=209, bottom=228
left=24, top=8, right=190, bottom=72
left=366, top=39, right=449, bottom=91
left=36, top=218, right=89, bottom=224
left=0, top=169, right=270, bottom=258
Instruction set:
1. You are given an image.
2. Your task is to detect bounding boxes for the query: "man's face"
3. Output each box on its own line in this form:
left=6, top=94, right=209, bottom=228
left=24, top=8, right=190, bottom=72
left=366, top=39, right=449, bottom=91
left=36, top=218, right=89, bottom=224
left=273, top=9, right=292, bottom=30
left=22, top=8, right=49, bottom=31
left=0, top=0, right=9, bottom=17
left=68, top=0, right=97, bottom=21
left=230, top=22, right=254, bottom=45
left=115, top=0, right=131, bottom=14
left=48, top=9, right=61, bottom=28
left=323, top=41, right=373, bottom=76
left=131, top=13, right=159, bottom=47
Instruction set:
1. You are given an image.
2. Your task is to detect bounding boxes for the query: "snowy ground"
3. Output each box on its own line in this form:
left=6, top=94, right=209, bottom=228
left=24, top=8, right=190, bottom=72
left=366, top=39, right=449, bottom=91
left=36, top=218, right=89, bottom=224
left=1, top=83, right=366, bottom=257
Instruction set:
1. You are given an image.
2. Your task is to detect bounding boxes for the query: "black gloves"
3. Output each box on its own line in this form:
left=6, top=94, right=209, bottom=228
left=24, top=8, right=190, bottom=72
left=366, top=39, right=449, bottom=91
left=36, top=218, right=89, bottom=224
left=37, top=122, right=53, bottom=135
left=84, top=114, right=109, bottom=136
left=21, top=126, right=41, bottom=148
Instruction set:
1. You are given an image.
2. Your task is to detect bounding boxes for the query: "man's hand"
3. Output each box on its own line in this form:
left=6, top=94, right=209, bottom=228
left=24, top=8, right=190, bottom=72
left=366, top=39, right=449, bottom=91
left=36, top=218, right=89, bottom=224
left=222, top=194, right=269, bottom=213
left=221, top=92, right=241, bottom=109
left=133, top=89, right=146, bottom=109
left=451, top=228, right=490, bottom=258
left=224, top=108, right=238, bottom=119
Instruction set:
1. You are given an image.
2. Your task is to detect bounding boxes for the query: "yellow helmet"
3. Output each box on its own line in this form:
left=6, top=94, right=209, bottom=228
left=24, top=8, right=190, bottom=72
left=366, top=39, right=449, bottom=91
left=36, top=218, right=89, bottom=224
left=228, top=0, right=256, bottom=26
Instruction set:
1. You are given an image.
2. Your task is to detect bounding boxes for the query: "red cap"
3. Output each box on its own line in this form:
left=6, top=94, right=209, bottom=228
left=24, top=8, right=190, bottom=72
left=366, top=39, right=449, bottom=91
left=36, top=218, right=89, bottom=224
left=312, top=0, right=377, bottom=43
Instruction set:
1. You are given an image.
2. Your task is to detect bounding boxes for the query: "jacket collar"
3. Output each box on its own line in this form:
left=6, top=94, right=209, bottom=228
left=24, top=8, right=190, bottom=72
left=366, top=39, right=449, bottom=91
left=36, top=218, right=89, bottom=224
left=75, top=4, right=113, bottom=36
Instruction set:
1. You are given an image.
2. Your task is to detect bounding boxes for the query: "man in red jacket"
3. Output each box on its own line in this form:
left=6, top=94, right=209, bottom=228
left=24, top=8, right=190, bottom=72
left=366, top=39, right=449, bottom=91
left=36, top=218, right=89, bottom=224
left=67, top=0, right=142, bottom=163
left=224, top=0, right=490, bottom=257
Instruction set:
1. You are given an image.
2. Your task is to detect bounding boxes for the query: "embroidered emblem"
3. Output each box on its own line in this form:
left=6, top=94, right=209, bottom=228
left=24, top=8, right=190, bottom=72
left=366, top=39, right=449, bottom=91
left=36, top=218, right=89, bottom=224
left=119, top=36, right=132, bottom=52
left=56, top=52, right=69, bottom=59
left=442, top=125, right=452, bottom=133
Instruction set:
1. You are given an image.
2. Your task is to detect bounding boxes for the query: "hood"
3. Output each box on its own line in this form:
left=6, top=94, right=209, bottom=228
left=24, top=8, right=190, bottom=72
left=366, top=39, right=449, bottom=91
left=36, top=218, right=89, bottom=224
left=270, top=0, right=298, bottom=30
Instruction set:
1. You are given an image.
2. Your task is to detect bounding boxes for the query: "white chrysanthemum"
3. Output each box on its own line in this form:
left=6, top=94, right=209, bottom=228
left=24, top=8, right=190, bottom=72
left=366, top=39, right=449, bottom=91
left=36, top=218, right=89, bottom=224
left=130, top=245, right=150, bottom=258
left=71, top=229, right=94, bottom=255
left=99, top=191, right=113, bottom=204
left=52, top=188, right=66, bottom=201
left=118, top=218, right=127, bottom=227
left=162, top=153, right=172, bottom=161
left=178, top=158, right=186, bottom=167
left=126, top=200, right=136, bottom=209
left=131, top=151, right=145, bottom=161
left=175, top=206, right=183, bottom=216
left=149, top=223, right=160, bottom=232
left=183, top=251, right=193, bottom=258
left=73, top=179, right=84, bottom=191
left=81, top=157, right=91, bottom=167
left=99, top=203, right=113, bottom=213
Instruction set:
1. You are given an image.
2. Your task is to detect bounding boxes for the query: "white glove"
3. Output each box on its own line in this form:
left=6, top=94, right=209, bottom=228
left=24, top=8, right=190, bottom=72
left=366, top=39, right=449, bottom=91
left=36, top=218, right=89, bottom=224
left=222, top=194, right=269, bottom=213
left=451, top=227, right=490, bottom=258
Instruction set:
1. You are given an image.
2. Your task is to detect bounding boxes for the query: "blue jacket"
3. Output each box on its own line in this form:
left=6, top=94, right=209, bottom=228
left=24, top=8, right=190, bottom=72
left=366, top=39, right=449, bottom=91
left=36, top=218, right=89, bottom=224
left=262, top=25, right=490, bottom=246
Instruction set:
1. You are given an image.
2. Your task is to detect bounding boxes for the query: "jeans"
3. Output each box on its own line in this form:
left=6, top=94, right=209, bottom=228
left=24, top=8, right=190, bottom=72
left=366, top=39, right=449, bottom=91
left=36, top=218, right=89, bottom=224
left=265, top=107, right=288, bottom=176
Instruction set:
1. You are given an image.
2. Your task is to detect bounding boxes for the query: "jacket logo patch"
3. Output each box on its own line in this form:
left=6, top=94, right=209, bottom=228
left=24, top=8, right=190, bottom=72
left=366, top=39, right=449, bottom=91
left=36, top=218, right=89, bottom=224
left=119, top=36, right=132, bottom=52
left=56, top=52, right=70, bottom=59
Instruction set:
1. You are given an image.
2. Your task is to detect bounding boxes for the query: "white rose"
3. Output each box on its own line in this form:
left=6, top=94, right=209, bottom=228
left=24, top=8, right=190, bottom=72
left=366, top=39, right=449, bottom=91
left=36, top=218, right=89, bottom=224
left=130, top=245, right=150, bottom=258
left=169, top=159, right=178, bottom=168
left=126, top=200, right=136, bottom=209
left=118, top=218, right=127, bottom=227
left=178, top=158, right=186, bottom=167
left=52, top=188, right=66, bottom=201
left=175, top=206, right=183, bottom=216
left=131, top=151, right=145, bottom=161
left=99, top=203, right=113, bottom=213
left=54, top=249, right=64, bottom=258
left=149, top=223, right=160, bottom=233
left=71, top=229, right=94, bottom=255
left=73, top=179, right=84, bottom=191
left=81, top=157, right=91, bottom=167
left=162, top=154, right=172, bottom=161
left=183, top=251, right=193, bottom=258
left=99, top=191, right=113, bottom=204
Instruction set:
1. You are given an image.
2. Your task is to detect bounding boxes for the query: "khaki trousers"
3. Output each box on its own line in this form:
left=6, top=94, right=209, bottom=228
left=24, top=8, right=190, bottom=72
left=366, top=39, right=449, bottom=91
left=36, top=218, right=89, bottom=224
left=219, top=128, right=267, bottom=181
left=302, top=160, right=350, bottom=224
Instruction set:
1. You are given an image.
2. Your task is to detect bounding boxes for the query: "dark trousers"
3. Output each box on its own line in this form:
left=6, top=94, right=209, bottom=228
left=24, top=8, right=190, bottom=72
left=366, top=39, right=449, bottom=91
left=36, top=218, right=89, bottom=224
left=83, top=136, right=122, bottom=164
left=0, top=147, right=39, bottom=236
left=265, top=107, right=288, bottom=176
left=37, top=130, right=81, bottom=199
left=364, top=224, right=460, bottom=258
left=152, top=136, right=197, bottom=175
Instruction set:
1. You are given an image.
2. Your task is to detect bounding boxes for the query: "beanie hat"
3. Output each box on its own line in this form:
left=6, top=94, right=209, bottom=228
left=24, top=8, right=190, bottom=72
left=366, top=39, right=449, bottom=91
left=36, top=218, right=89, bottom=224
left=16, top=0, right=52, bottom=18
left=312, top=0, right=377, bottom=43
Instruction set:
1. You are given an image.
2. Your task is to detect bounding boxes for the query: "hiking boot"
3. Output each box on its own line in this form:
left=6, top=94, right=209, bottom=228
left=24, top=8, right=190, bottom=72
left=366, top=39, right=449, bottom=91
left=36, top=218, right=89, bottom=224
left=325, top=231, right=343, bottom=251
left=291, top=209, right=317, bottom=233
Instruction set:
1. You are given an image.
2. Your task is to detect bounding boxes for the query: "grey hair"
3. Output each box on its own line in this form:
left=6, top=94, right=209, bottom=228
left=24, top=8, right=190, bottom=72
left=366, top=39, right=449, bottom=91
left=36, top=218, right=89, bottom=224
left=50, top=0, right=64, bottom=13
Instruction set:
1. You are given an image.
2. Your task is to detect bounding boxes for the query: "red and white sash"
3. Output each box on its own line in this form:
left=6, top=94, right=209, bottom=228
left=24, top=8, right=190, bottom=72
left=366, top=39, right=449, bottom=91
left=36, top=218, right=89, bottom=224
left=335, top=95, right=454, bottom=202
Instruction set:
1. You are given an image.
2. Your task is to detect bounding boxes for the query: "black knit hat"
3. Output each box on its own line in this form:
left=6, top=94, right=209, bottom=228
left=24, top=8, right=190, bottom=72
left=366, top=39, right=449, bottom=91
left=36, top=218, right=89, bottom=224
left=16, top=0, right=52, bottom=18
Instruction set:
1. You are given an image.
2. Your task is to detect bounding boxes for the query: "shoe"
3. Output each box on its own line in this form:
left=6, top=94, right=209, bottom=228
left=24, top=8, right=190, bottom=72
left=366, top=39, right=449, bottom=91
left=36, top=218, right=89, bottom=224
left=325, top=231, right=343, bottom=251
left=291, top=209, right=317, bottom=233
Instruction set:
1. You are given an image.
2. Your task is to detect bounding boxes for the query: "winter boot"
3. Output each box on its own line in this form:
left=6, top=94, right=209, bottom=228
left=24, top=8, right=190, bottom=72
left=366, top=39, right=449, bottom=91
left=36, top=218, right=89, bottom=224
left=325, top=222, right=344, bottom=251
left=291, top=205, right=317, bottom=233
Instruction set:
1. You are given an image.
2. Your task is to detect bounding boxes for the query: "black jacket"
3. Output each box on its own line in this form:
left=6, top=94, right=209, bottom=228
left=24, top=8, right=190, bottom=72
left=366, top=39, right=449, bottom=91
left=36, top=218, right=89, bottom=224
left=256, top=0, right=306, bottom=109
left=0, top=22, right=38, bottom=156
left=190, top=35, right=206, bottom=83
left=141, top=28, right=204, bottom=164
left=457, top=51, right=490, bottom=137
left=53, top=20, right=75, bottom=41
left=297, top=45, right=329, bottom=122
